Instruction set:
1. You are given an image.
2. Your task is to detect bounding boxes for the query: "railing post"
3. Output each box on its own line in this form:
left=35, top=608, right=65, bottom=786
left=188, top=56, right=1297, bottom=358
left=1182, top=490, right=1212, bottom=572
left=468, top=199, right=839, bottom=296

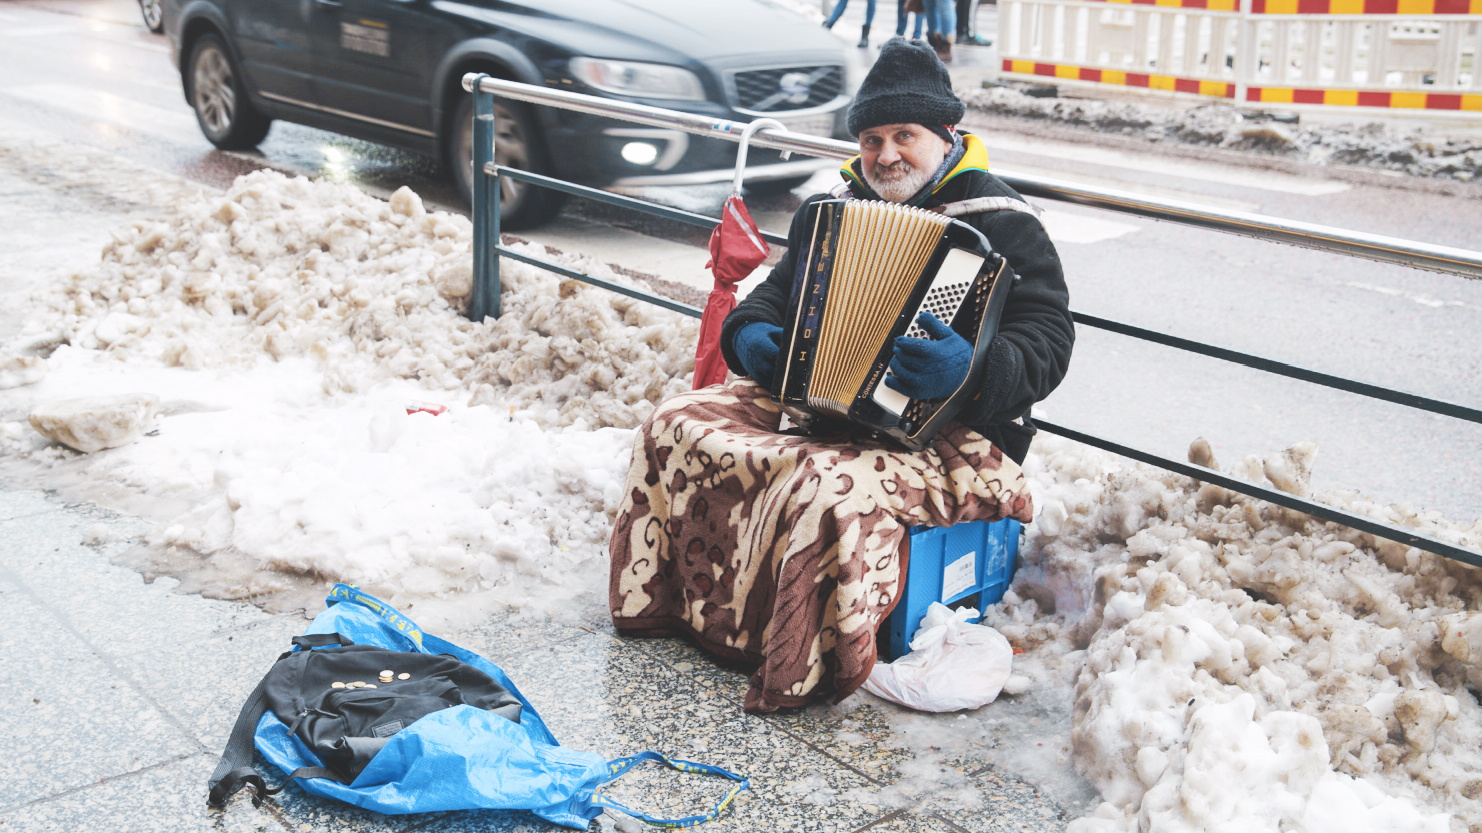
left=469, top=73, right=502, bottom=321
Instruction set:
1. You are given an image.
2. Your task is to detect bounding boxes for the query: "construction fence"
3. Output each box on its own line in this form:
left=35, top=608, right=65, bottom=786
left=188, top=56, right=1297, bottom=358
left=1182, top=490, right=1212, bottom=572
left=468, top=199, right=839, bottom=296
left=997, top=0, right=1482, bottom=113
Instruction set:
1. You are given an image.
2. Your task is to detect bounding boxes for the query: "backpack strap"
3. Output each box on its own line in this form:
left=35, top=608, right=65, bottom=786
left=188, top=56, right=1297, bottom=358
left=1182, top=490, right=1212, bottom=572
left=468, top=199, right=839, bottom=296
left=206, top=673, right=277, bottom=807
left=206, top=634, right=354, bottom=807
left=591, top=751, right=749, bottom=828
left=290, top=632, right=353, bottom=650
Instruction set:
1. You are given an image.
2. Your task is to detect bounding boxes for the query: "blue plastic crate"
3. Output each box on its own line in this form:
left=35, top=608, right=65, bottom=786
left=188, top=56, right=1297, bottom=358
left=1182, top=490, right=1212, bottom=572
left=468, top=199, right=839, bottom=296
left=882, top=518, right=1021, bottom=660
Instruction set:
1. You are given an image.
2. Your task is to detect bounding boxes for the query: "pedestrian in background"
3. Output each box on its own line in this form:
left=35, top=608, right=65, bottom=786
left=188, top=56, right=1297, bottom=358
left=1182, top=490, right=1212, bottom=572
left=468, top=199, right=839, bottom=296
left=896, top=0, right=925, bottom=40
left=823, top=0, right=877, bottom=47
left=956, top=0, right=991, bottom=46
left=922, top=0, right=956, bottom=62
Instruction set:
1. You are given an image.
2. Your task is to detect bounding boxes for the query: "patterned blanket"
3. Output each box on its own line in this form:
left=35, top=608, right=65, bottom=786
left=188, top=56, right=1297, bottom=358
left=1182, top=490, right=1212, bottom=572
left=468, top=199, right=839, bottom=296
left=608, top=379, right=1034, bottom=713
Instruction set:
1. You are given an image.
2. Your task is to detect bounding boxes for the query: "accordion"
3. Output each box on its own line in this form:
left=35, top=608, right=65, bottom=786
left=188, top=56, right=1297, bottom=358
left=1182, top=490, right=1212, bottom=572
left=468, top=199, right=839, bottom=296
left=772, top=199, right=1013, bottom=451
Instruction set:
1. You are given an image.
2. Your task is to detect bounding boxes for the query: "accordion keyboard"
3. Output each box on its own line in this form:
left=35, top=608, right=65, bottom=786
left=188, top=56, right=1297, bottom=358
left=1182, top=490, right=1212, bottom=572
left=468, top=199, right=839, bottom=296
left=899, top=266, right=998, bottom=425
left=874, top=245, right=988, bottom=416
left=903, top=279, right=973, bottom=340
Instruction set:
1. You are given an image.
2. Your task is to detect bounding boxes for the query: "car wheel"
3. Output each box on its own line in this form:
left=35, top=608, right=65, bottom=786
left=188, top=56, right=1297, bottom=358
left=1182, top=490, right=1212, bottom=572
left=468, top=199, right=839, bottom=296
left=187, top=33, right=271, bottom=150
left=450, top=94, right=564, bottom=231
left=138, top=0, right=163, bottom=32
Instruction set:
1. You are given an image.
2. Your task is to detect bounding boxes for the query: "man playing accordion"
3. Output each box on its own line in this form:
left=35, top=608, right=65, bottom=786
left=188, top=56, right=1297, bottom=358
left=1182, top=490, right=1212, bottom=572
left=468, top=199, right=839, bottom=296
left=609, top=37, right=1074, bottom=713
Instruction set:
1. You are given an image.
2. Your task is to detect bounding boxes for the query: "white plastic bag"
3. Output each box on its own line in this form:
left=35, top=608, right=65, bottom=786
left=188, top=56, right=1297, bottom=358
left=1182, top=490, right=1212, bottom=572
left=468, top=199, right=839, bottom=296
left=862, top=602, right=1014, bottom=712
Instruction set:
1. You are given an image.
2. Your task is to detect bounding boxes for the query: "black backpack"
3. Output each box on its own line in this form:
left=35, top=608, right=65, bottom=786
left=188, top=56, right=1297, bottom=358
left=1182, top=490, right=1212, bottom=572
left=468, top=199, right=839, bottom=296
left=206, top=586, right=748, bottom=828
left=208, top=632, right=523, bottom=807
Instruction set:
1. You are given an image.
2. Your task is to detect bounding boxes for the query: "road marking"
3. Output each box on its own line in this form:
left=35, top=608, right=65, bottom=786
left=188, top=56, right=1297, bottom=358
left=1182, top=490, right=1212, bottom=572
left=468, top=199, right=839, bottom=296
left=0, top=15, right=172, bottom=52
left=1322, top=278, right=1470, bottom=309
left=1038, top=207, right=1140, bottom=244
left=985, top=134, right=1351, bottom=196
left=4, top=83, right=198, bottom=140
left=997, top=160, right=1265, bottom=213
left=0, top=24, right=86, bottom=37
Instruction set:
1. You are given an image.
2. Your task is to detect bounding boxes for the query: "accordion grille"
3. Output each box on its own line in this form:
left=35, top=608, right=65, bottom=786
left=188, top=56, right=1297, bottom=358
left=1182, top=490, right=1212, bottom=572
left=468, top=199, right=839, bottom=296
left=809, top=201, right=952, bottom=413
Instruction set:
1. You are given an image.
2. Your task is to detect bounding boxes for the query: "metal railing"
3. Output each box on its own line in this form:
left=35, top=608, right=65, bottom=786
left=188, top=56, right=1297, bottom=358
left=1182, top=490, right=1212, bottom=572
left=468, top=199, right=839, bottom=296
left=462, top=73, right=1482, bottom=566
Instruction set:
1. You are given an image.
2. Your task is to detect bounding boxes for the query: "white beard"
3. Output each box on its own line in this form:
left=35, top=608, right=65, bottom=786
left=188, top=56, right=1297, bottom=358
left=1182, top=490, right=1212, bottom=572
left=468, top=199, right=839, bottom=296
left=863, top=142, right=948, bottom=202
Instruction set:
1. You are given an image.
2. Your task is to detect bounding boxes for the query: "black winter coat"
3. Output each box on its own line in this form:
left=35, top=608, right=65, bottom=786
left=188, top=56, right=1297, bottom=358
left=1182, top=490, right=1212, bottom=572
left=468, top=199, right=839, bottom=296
left=719, top=141, right=1074, bottom=463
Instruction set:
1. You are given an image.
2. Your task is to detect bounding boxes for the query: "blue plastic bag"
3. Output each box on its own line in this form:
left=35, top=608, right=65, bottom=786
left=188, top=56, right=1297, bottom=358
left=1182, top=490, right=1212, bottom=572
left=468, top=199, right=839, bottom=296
left=233, top=584, right=747, bottom=829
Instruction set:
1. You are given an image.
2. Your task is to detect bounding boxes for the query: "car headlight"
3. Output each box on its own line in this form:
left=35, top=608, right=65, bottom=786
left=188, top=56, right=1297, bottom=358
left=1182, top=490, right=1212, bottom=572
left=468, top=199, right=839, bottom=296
left=569, top=57, right=705, bottom=101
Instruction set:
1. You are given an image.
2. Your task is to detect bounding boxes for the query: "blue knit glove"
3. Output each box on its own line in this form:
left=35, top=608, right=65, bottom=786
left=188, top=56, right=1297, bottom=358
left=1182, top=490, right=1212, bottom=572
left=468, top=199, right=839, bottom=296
left=885, top=311, right=972, bottom=400
left=733, top=322, right=783, bottom=388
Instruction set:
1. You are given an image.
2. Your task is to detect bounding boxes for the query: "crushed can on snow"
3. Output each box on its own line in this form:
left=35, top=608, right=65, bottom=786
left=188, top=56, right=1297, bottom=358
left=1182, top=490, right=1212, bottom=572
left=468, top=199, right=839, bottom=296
left=405, top=401, right=448, bottom=416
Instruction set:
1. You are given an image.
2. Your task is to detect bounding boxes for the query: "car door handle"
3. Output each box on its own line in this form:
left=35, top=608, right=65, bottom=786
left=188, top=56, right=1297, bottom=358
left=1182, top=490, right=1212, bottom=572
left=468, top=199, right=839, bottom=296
left=314, top=0, right=343, bottom=8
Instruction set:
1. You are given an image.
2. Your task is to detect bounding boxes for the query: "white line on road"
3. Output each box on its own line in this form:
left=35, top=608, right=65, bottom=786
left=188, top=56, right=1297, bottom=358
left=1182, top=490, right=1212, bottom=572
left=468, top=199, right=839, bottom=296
left=1322, top=278, right=1471, bottom=309
left=0, top=24, right=86, bottom=37
left=997, top=160, right=1265, bottom=213
left=1039, top=207, right=1140, bottom=244
left=985, top=134, right=1351, bottom=196
left=3, top=83, right=198, bottom=140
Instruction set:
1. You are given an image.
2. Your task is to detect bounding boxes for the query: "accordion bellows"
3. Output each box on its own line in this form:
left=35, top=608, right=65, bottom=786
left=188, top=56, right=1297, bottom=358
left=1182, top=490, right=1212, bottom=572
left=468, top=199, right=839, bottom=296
left=774, top=199, right=1014, bottom=451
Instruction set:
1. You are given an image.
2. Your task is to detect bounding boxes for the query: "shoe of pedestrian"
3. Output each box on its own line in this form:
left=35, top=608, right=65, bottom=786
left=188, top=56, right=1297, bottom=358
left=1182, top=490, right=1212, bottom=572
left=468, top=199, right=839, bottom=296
left=963, top=34, right=992, bottom=46
left=929, top=32, right=953, bottom=62
left=858, top=23, right=871, bottom=47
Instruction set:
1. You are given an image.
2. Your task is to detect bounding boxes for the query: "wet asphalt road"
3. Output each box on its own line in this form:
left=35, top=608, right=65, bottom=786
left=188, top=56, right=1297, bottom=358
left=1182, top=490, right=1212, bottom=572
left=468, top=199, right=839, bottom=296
left=1, top=0, right=1480, bottom=524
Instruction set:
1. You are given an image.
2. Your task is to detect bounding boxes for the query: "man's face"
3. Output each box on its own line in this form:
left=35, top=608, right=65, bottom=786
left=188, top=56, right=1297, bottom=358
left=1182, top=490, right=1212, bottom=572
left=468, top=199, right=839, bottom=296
left=858, top=123, right=951, bottom=203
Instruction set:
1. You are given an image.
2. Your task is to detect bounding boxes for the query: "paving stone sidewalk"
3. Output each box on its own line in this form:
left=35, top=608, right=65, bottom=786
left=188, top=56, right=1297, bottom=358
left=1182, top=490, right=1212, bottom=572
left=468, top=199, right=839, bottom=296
left=0, top=489, right=1074, bottom=833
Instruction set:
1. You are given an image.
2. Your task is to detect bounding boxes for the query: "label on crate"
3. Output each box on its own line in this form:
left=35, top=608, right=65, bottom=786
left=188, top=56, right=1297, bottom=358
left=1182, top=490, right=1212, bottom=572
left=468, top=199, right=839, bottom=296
left=942, top=551, right=977, bottom=602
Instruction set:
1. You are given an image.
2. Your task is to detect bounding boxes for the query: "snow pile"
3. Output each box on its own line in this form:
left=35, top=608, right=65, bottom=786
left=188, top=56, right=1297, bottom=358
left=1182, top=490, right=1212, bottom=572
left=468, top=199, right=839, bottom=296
left=120, top=385, right=640, bottom=618
left=961, top=87, right=1482, bottom=183
left=28, top=392, right=158, bottom=453
left=980, top=434, right=1482, bottom=832
left=19, top=169, right=696, bottom=431
left=0, top=170, right=699, bottom=619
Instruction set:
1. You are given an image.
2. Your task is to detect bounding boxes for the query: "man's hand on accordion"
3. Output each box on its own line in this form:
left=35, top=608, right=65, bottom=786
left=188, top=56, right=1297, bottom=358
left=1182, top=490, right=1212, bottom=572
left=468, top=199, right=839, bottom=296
left=885, top=311, right=973, bottom=401
left=734, top=321, right=784, bottom=390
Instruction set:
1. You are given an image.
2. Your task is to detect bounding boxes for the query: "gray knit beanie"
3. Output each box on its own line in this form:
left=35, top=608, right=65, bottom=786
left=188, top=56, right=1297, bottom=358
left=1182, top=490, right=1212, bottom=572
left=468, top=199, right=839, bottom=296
left=846, top=37, right=965, bottom=141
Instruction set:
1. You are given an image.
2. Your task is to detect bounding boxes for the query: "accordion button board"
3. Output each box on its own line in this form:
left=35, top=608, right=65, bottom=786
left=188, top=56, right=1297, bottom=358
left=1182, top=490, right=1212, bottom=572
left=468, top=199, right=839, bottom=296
left=873, top=245, right=990, bottom=417
left=773, top=198, right=1013, bottom=452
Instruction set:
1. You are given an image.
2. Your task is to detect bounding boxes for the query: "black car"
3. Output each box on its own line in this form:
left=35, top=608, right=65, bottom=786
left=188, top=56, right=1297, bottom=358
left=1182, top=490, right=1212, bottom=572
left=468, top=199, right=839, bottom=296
left=162, top=0, right=858, bottom=228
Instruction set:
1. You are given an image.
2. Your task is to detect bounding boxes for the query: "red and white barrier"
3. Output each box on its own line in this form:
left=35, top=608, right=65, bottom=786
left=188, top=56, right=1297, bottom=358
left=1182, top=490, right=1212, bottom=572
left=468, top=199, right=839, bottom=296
left=998, top=0, right=1482, bottom=113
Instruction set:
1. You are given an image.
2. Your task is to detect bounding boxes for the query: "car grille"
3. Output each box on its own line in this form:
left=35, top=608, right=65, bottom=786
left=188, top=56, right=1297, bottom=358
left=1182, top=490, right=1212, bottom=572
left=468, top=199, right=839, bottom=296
left=730, top=65, right=844, bottom=112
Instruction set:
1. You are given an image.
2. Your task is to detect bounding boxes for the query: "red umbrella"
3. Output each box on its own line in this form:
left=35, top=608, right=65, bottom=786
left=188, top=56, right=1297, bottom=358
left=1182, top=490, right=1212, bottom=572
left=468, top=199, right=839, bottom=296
left=693, top=119, right=787, bottom=389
